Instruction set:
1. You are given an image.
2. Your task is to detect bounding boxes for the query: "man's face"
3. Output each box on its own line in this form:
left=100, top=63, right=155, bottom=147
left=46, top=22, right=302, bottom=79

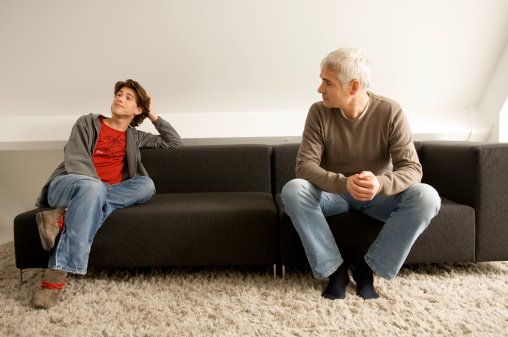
left=111, top=87, right=141, bottom=118
left=317, top=67, right=350, bottom=109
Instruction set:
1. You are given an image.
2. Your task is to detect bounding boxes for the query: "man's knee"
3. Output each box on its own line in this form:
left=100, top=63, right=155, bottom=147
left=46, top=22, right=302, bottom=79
left=281, top=178, right=323, bottom=214
left=282, top=179, right=311, bottom=202
left=406, top=183, right=441, bottom=217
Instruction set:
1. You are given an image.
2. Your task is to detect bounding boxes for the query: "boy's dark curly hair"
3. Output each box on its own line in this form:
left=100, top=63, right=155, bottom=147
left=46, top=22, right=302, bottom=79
left=114, top=79, right=150, bottom=127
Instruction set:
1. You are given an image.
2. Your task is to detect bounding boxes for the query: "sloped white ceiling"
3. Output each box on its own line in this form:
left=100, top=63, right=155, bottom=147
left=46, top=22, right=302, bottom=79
left=0, top=0, right=507, bottom=139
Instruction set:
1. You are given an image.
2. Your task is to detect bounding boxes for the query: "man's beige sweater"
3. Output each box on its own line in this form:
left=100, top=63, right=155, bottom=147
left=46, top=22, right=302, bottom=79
left=296, top=92, right=422, bottom=196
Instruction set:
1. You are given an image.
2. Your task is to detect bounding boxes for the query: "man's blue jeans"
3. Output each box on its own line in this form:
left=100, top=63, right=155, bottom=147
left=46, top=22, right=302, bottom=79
left=45, top=174, right=156, bottom=274
left=281, top=179, right=441, bottom=280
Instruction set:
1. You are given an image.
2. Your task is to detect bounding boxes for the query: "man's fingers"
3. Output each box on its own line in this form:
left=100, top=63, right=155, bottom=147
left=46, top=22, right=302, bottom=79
left=350, top=182, right=376, bottom=200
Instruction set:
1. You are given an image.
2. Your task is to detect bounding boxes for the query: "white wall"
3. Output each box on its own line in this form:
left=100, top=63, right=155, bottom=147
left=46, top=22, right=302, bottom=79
left=1, top=0, right=508, bottom=145
left=0, top=150, right=63, bottom=243
left=482, top=42, right=508, bottom=142
left=499, top=99, right=508, bottom=142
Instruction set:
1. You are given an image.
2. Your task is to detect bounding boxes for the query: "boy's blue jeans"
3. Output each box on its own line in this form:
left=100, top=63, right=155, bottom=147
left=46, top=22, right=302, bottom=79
left=281, top=179, right=441, bottom=280
left=46, top=174, right=155, bottom=274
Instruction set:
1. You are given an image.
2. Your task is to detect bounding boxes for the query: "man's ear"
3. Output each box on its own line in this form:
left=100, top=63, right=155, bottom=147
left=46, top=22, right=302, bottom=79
left=350, top=80, right=361, bottom=95
left=135, top=107, right=143, bottom=116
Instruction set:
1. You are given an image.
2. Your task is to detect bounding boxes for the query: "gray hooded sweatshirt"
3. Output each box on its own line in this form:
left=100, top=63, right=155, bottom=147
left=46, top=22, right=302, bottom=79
left=36, top=113, right=183, bottom=207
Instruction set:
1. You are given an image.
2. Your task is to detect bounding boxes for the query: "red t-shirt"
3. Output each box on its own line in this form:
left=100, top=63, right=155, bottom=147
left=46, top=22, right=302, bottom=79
left=92, top=117, right=126, bottom=184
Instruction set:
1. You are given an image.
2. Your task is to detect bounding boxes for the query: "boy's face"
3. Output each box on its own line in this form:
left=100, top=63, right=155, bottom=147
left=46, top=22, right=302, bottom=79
left=111, top=87, right=142, bottom=118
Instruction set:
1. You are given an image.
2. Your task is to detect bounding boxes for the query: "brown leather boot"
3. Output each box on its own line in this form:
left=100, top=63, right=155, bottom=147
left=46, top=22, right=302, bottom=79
left=36, top=208, right=65, bottom=250
left=31, top=269, right=67, bottom=309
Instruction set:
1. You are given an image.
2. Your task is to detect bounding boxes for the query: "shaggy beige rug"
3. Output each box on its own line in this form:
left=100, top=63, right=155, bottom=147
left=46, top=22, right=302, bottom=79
left=0, top=241, right=507, bottom=337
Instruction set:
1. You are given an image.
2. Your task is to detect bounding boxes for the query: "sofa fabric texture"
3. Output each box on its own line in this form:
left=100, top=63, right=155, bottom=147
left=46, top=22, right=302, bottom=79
left=13, top=141, right=508, bottom=271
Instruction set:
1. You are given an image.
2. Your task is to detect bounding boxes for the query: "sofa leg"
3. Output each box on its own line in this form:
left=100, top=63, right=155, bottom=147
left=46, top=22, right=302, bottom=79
left=282, top=265, right=286, bottom=280
left=19, top=269, right=23, bottom=284
left=273, top=264, right=277, bottom=280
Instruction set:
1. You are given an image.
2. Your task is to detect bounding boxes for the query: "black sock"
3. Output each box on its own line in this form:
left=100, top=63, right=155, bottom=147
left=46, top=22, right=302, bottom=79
left=322, top=263, right=350, bottom=300
left=352, top=259, right=379, bottom=300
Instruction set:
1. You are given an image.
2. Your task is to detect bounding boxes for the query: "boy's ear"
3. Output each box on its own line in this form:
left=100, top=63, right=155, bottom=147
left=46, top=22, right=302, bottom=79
left=135, top=107, right=143, bottom=116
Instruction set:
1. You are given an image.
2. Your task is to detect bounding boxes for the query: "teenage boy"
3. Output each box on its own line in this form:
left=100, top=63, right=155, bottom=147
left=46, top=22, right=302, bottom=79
left=31, top=79, right=183, bottom=309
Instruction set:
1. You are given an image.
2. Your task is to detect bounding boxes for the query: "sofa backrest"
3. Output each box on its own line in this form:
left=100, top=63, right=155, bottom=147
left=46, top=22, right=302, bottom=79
left=141, top=144, right=272, bottom=193
left=272, top=143, right=300, bottom=194
left=272, top=141, right=423, bottom=194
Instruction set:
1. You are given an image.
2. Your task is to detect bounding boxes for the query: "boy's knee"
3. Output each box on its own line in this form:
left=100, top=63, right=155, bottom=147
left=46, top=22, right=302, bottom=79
left=77, top=177, right=106, bottom=199
left=143, top=177, right=156, bottom=196
left=135, top=176, right=156, bottom=202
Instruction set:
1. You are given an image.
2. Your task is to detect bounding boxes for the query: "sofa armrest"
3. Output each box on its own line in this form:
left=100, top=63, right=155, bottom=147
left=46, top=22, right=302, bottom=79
left=420, top=141, right=508, bottom=261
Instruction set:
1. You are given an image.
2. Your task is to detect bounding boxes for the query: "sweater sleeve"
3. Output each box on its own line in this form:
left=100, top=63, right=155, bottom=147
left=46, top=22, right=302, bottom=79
left=136, top=116, right=183, bottom=149
left=63, top=115, right=99, bottom=177
left=296, top=104, right=349, bottom=194
left=376, top=108, right=422, bottom=195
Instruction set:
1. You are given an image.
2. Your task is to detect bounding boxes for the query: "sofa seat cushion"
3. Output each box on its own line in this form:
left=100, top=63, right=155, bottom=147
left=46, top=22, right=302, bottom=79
left=276, top=194, right=475, bottom=267
left=89, top=192, right=278, bottom=267
left=405, top=197, right=475, bottom=263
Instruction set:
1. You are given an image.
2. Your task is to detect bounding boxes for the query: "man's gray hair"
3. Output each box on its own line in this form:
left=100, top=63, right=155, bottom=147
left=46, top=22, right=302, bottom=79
left=321, top=48, right=371, bottom=89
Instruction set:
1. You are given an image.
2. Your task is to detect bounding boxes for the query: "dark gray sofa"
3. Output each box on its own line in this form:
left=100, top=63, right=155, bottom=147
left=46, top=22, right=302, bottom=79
left=13, top=141, right=508, bottom=277
left=14, top=145, right=278, bottom=273
left=273, top=141, right=508, bottom=275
